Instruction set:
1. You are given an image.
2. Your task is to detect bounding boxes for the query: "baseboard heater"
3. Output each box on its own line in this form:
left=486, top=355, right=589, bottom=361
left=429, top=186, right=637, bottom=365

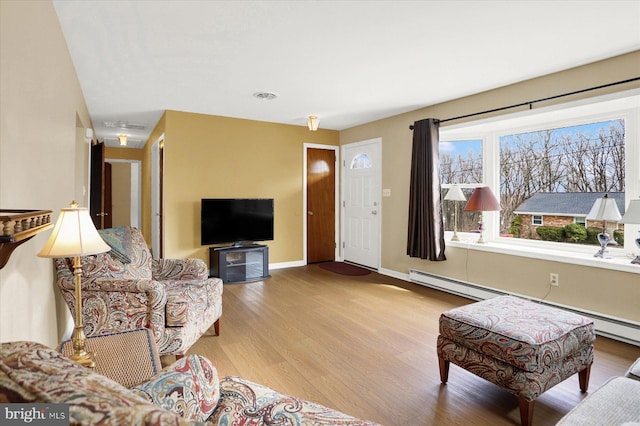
left=408, top=269, right=640, bottom=347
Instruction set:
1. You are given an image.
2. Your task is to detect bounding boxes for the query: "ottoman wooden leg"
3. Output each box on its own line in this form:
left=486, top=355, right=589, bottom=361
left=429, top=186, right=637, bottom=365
left=518, top=398, right=534, bottom=426
left=439, top=357, right=450, bottom=383
left=578, top=365, right=591, bottom=392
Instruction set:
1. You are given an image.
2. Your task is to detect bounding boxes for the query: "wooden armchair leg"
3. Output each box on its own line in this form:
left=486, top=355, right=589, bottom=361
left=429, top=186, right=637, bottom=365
left=519, top=398, right=534, bottom=426
left=579, top=365, right=591, bottom=392
left=214, top=318, right=220, bottom=336
left=439, top=357, right=450, bottom=384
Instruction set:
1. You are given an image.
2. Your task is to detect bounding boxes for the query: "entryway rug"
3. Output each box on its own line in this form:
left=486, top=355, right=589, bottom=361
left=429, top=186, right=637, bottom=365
left=319, top=262, right=371, bottom=276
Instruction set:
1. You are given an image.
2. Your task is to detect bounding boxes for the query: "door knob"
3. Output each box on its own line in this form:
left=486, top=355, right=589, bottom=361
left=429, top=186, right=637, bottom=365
left=308, top=211, right=314, bottom=215
left=372, top=210, right=377, bottom=215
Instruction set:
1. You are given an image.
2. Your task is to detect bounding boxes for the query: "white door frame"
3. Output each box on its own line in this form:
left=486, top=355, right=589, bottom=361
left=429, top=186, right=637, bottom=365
left=303, top=143, right=340, bottom=264
left=341, top=137, right=382, bottom=270
left=151, top=133, right=164, bottom=257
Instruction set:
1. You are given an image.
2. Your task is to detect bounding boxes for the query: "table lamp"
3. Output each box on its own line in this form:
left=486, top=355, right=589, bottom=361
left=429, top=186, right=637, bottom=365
left=444, top=185, right=466, bottom=241
left=38, top=201, right=110, bottom=368
left=586, top=194, right=622, bottom=259
left=464, top=186, right=501, bottom=243
left=620, top=198, right=640, bottom=264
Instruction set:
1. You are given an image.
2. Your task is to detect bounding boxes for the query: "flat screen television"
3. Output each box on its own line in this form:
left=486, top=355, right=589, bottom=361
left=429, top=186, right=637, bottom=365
left=201, top=198, right=274, bottom=246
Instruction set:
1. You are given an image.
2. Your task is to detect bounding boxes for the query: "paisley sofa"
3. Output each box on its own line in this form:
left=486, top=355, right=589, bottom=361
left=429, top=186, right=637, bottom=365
left=0, top=341, right=380, bottom=425
left=53, top=226, right=223, bottom=356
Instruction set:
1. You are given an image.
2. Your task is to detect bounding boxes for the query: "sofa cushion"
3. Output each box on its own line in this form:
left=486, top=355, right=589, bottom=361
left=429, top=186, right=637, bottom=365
left=439, top=295, right=595, bottom=372
left=98, top=226, right=132, bottom=263
left=211, top=376, right=380, bottom=425
left=0, top=342, right=190, bottom=425
left=131, top=354, right=220, bottom=422
left=556, top=376, right=640, bottom=425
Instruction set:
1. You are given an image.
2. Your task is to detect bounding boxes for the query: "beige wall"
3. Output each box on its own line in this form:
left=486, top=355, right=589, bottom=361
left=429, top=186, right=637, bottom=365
left=340, top=51, right=640, bottom=322
left=109, top=162, right=132, bottom=227
left=105, top=146, right=144, bottom=162
left=153, top=110, right=339, bottom=264
left=0, top=1, right=92, bottom=346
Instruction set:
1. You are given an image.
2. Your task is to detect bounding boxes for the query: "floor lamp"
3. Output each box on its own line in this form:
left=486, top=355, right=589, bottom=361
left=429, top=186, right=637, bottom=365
left=38, top=202, right=110, bottom=368
left=620, top=198, right=640, bottom=264
left=444, top=185, right=466, bottom=241
left=586, top=194, right=622, bottom=259
left=464, top=187, right=501, bottom=244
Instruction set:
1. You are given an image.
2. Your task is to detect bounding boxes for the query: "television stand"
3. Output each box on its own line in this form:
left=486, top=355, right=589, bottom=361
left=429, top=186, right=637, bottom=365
left=209, top=244, right=270, bottom=284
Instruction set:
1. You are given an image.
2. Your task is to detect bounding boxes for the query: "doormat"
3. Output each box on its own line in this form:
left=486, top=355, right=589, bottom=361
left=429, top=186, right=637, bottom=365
left=319, top=262, right=371, bottom=276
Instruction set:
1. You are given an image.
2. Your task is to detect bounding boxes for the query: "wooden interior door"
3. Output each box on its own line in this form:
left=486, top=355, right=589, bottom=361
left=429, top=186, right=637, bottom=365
left=307, top=148, right=336, bottom=263
left=90, top=141, right=105, bottom=229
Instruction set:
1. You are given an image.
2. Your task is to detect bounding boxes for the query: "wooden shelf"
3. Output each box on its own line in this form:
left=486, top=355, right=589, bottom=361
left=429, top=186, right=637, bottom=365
left=0, top=209, right=53, bottom=269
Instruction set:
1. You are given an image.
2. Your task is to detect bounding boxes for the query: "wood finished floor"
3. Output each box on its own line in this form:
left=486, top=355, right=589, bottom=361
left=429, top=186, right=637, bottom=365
left=188, top=264, right=640, bottom=426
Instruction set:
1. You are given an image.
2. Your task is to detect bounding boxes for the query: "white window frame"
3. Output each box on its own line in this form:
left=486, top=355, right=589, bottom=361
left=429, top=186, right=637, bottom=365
left=440, top=89, right=640, bottom=274
left=532, top=215, right=543, bottom=226
left=574, top=216, right=586, bottom=226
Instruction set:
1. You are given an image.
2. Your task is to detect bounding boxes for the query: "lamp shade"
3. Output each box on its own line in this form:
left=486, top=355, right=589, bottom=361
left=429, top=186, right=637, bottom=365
left=621, top=199, right=640, bottom=224
left=586, top=194, right=622, bottom=222
left=38, top=205, right=110, bottom=258
left=444, top=185, right=466, bottom=202
left=307, top=115, right=319, bottom=131
left=464, top=187, right=501, bottom=212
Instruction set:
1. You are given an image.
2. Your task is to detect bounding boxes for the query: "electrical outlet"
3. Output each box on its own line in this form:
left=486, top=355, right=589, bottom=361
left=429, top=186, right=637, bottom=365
left=550, top=273, right=559, bottom=287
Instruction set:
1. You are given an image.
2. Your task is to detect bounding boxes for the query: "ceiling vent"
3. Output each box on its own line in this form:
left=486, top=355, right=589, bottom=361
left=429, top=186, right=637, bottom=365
left=253, top=92, right=278, bottom=100
left=103, top=121, right=146, bottom=130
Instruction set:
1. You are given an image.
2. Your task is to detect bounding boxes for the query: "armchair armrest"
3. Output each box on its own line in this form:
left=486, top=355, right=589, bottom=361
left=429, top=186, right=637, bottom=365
left=152, top=258, right=208, bottom=281
left=130, top=354, right=220, bottom=422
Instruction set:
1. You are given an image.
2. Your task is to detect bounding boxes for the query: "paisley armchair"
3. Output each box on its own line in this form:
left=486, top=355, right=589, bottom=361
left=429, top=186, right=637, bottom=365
left=53, top=226, right=222, bottom=356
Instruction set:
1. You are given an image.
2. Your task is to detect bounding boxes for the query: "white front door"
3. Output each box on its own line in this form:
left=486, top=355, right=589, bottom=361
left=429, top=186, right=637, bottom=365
left=342, top=138, right=381, bottom=269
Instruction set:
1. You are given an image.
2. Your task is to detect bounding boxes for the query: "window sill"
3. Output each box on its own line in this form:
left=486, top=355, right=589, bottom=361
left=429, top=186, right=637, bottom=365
left=445, top=233, right=640, bottom=274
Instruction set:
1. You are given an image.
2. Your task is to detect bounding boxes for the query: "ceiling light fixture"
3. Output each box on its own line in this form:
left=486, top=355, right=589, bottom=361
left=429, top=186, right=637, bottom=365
left=253, top=92, right=278, bottom=100
left=118, top=134, right=128, bottom=146
left=307, top=115, right=320, bottom=131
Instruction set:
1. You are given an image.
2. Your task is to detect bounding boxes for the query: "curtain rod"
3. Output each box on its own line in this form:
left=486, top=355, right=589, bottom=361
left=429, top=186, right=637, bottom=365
left=408, top=77, right=640, bottom=130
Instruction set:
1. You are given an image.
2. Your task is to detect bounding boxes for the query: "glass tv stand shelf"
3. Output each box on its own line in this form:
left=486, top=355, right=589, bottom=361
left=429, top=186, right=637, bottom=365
left=209, top=244, right=270, bottom=283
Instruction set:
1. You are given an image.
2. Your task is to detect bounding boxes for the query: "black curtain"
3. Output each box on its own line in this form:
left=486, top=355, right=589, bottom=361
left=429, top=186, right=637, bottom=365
left=407, top=118, right=446, bottom=261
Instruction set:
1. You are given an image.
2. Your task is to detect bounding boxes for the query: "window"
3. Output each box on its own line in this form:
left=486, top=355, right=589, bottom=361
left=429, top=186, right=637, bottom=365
left=350, top=153, right=371, bottom=169
left=440, top=140, right=483, bottom=233
left=439, top=91, right=639, bottom=264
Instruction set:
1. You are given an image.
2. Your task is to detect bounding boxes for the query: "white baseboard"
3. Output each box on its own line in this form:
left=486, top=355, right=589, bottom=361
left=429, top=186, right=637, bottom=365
left=270, top=260, right=305, bottom=270
left=404, top=268, right=640, bottom=347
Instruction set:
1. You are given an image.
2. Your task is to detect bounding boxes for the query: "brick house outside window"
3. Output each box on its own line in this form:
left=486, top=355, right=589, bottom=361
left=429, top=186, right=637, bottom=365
left=513, top=192, right=625, bottom=240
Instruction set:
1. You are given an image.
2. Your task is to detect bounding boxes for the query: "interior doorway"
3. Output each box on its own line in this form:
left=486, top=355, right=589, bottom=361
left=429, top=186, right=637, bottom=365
left=151, top=134, right=165, bottom=258
left=304, top=143, right=339, bottom=264
left=105, top=159, right=141, bottom=229
left=341, top=138, right=381, bottom=269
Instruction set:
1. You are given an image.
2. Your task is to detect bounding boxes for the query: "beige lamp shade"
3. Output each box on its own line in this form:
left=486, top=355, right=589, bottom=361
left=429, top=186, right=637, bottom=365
left=621, top=199, right=640, bottom=224
left=38, top=205, right=110, bottom=258
left=444, top=185, right=466, bottom=202
left=464, top=187, right=501, bottom=212
left=586, top=194, right=622, bottom=222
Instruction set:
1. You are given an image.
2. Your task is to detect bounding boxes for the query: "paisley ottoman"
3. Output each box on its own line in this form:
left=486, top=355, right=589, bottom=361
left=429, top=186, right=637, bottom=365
left=437, top=295, right=595, bottom=426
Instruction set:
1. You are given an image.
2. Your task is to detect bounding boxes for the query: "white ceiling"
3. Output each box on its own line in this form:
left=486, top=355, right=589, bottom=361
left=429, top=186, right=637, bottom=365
left=52, top=1, right=640, bottom=148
